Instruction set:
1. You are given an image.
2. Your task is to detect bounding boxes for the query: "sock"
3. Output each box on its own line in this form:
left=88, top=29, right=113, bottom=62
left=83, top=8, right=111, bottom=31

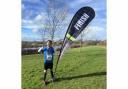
left=50, top=70, right=54, bottom=78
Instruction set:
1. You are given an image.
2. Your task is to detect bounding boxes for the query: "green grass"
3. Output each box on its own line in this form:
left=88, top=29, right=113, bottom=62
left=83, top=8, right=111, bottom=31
left=22, top=46, right=106, bottom=89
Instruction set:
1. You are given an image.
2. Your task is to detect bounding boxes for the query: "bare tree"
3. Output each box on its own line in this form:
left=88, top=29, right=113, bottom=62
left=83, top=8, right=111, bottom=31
left=34, top=15, right=47, bottom=47
left=38, top=28, right=46, bottom=47
left=44, top=0, right=68, bottom=41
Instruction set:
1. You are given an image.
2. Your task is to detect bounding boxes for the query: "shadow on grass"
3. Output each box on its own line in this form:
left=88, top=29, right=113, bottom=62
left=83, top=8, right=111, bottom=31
left=54, top=71, right=106, bottom=82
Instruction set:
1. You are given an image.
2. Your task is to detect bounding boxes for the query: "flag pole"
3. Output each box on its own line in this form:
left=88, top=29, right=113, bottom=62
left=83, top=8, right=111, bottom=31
left=54, top=31, right=68, bottom=74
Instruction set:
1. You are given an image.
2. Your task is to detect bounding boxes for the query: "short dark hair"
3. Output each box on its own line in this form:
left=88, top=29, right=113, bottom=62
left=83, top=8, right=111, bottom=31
left=47, top=40, right=52, bottom=44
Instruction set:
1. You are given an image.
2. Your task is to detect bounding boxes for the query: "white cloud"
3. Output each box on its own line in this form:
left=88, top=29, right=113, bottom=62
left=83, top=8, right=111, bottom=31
left=34, top=12, right=46, bottom=21
left=32, top=29, right=38, bottom=33
left=69, top=0, right=92, bottom=8
left=22, top=25, right=39, bottom=29
left=34, top=14, right=43, bottom=21
left=81, top=26, right=106, bottom=40
left=84, top=26, right=105, bottom=34
left=22, top=19, right=33, bottom=24
left=22, top=13, right=47, bottom=32
left=92, top=19, right=106, bottom=28
left=22, top=18, right=44, bottom=32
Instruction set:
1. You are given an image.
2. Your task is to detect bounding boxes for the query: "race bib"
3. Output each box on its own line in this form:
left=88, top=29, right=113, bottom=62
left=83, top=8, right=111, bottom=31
left=46, top=53, right=52, bottom=61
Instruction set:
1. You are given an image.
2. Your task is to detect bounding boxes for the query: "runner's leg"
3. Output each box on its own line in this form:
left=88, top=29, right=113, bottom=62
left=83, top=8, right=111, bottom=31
left=44, top=69, right=47, bottom=81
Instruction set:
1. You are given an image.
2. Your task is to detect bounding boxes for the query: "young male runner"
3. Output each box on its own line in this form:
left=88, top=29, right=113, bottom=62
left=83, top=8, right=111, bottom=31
left=38, top=40, right=55, bottom=85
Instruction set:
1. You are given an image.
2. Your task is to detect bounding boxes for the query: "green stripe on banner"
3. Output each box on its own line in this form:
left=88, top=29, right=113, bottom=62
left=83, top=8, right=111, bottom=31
left=66, top=33, right=71, bottom=38
left=70, top=36, right=76, bottom=41
left=66, top=33, right=76, bottom=41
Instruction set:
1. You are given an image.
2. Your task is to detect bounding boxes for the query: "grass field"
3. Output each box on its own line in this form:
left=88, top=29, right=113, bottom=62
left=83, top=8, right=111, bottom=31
left=22, top=46, right=106, bottom=89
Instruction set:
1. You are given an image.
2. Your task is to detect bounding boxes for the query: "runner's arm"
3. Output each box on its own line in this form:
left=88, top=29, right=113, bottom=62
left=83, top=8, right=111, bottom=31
left=38, top=47, right=44, bottom=53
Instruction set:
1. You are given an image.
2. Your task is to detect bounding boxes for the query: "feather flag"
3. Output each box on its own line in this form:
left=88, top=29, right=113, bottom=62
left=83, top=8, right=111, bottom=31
left=55, top=6, right=95, bottom=73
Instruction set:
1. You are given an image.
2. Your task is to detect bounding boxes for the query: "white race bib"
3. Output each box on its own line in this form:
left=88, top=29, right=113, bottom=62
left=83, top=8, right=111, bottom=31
left=47, top=54, right=52, bottom=61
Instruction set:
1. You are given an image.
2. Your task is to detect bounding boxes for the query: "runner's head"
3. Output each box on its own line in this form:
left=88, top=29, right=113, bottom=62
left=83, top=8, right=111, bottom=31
left=47, top=40, right=52, bottom=47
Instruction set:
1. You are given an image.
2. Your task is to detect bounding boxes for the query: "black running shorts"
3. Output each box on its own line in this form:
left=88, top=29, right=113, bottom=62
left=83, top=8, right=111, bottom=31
left=44, top=63, right=53, bottom=70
